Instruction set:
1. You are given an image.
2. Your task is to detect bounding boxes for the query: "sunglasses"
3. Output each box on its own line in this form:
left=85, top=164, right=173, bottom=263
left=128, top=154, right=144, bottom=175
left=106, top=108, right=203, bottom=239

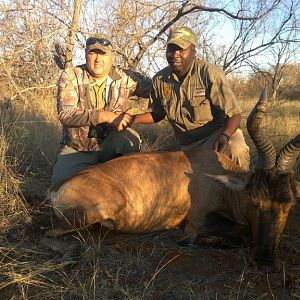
left=86, top=37, right=112, bottom=47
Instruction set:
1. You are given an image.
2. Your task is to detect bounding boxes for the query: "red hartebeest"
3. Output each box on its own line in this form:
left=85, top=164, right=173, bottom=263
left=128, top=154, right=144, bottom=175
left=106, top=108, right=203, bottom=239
left=48, top=90, right=300, bottom=269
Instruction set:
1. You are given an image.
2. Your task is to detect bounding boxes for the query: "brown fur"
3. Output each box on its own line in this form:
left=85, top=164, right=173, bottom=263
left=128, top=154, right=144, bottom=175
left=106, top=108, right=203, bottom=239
left=49, top=148, right=298, bottom=269
left=49, top=150, right=244, bottom=235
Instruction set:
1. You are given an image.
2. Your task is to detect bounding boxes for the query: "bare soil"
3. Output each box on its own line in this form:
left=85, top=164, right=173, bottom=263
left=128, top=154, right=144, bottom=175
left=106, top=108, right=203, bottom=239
left=2, top=201, right=299, bottom=300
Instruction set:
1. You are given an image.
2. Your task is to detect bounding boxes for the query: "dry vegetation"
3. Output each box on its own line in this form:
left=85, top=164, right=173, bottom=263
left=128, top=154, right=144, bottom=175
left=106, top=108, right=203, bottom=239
left=0, top=0, right=300, bottom=298
left=0, top=87, right=299, bottom=299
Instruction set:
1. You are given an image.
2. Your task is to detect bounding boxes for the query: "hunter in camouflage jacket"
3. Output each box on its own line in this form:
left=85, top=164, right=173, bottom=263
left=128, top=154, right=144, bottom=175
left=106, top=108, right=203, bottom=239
left=57, top=64, right=151, bottom=151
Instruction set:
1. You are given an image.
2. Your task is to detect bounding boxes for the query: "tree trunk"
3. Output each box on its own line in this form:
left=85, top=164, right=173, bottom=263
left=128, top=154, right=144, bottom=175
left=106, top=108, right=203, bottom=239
left=65, top=0, right=82, bottom=69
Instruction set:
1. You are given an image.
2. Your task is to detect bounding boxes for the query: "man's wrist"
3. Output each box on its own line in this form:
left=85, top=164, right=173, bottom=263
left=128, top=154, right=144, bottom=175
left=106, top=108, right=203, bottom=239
left=131, top=114, right=137, bottom=125
left=220, top=132, right=231, bottom=141
left=98, top=111, right=112, bottom=124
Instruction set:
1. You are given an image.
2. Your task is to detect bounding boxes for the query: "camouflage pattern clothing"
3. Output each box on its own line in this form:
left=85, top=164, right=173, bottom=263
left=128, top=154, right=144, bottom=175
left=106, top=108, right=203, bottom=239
left=57, top=64, right=150, bottom=151
left=151, top=58, right=242, bottom=146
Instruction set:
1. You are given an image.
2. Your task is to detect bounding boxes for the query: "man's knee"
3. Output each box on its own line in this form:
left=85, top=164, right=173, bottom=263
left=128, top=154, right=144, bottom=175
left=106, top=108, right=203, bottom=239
left=51, top=147, right=98, bottom=187
left=51, top=165, right=69, bottom=188
left=229, top=130, right=250, bottom=171
left=231, top=145, right=250, bottom=171
left=51, top=160, right=80, bottom=187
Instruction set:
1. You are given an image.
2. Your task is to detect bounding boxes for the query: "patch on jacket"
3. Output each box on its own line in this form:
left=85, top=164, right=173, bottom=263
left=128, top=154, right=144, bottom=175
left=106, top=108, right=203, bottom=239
left=163, top=85, right=172, bottom=99
left=193, top=88, right=205, bottom=97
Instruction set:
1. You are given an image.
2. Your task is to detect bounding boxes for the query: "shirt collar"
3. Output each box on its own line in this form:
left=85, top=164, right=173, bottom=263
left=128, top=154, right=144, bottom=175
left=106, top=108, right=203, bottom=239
left=169, top=59, right=196, bottom=83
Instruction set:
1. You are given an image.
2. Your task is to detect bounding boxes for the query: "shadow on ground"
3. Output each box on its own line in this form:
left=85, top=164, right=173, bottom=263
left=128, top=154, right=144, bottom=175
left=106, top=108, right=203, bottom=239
left=2, top=200, right=300, bottom=299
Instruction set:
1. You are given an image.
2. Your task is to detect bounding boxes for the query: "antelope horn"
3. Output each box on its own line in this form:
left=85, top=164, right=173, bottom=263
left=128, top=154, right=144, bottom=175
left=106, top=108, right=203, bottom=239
left=276, top=134, right=300, bottom=174
left=246, top=89, right=276, bottom=170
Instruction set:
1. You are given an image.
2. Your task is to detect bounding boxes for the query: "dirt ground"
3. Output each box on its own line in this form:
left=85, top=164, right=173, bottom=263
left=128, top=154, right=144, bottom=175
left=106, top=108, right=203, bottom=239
left=82, top=203, right=300, bottom=299
left=2, top=200, right=299, bottom=300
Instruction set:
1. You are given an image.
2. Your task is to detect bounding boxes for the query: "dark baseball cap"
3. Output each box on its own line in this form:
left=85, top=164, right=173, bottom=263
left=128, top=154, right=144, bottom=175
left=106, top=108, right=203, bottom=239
left=85, top=34, right=113, bottom=53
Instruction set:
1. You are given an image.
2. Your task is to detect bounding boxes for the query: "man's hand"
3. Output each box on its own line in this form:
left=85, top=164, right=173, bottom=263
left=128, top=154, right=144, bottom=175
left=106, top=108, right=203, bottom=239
left=213, top=134, right=231, bottom=156
left=111, top=113, right=135, bottom=131
left=98, top=111, right=135, bottom=131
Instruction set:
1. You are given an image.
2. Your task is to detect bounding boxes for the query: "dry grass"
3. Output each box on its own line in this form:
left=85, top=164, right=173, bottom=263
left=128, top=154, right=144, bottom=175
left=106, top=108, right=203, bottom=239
left=240, top=97, right=299, bottom=145
left=239, top=97, right=299, bottom=168
left=0, top=117, right=31, bottom=235
left=0, top=92, right=299, bottom=299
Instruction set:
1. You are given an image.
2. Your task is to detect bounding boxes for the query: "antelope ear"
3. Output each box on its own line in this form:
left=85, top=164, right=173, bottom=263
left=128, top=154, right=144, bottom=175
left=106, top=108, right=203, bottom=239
left=205, top=174, right=250, bottom=191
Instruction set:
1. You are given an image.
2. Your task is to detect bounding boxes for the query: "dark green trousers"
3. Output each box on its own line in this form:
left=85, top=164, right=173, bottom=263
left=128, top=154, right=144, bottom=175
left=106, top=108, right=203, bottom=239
left=51, top=128, right=141, bottom=187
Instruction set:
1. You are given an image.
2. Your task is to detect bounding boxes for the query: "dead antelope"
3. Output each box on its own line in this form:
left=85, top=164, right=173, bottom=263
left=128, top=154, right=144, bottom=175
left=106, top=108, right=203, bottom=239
left=49, top=90, right=300, bottom=269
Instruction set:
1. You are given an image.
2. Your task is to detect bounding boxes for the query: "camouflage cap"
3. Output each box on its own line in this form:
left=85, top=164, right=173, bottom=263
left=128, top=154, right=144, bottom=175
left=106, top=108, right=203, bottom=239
left=167, top=26, right=196, bottom=49
left=85, top=34, right=113, bottom=53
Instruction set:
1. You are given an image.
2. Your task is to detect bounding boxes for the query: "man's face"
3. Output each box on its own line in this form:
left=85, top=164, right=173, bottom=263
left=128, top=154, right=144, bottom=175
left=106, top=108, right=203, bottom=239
left=166, top=44, right=196, bottom=77
left=86, top=49, right=114, bottom=79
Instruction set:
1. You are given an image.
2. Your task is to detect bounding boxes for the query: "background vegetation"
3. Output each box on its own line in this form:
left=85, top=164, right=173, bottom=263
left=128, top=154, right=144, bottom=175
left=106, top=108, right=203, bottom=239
left=0, top=0, right=299, bottom=299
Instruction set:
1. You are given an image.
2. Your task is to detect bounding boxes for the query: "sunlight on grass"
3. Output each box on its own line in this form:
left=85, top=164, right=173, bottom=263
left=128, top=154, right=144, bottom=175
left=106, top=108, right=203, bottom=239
left=0, top=92, right=299, bottom=299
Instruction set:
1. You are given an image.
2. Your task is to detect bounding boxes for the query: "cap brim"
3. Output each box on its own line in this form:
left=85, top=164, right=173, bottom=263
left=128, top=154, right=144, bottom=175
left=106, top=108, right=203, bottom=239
left=167, top=38, right=191, bottom=49
left=86, top=44, right=111, bottom=53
